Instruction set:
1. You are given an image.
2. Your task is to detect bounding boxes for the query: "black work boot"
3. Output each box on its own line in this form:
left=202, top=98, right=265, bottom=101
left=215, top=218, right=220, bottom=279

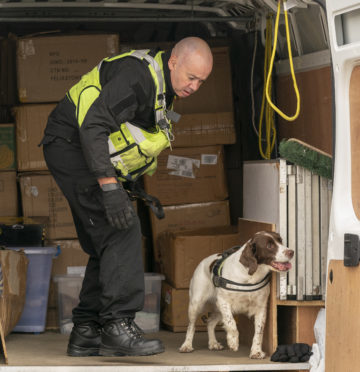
left=99, top=318, right=164, bottom=356
left=67, top=321, right=101, bottom=357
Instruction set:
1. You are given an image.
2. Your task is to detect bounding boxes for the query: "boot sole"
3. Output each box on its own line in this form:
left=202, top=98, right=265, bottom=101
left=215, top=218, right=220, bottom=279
left=99, top=345, right=165, bottom=357
left=67, top=344, right=100, bottom=357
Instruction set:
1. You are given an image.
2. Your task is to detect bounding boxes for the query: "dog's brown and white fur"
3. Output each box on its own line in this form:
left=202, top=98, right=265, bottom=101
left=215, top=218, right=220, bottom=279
left=179, top=231, right=293, bottom=359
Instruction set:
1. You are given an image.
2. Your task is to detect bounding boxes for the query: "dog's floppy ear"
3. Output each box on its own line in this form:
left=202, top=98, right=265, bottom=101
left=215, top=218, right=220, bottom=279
left=239, top=241, right=258, bottom=275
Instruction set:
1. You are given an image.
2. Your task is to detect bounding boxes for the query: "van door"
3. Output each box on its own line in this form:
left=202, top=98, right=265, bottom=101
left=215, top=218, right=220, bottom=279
left=325, top=2, right=360, bottom=371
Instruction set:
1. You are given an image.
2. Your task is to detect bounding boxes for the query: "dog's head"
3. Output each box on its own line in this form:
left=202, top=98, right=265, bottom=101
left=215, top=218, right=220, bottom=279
left=239, top=231, right=293, bottom=275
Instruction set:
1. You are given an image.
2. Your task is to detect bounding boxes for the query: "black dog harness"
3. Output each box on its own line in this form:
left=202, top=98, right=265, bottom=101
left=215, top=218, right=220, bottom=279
left=212, top=246, right=271, bottom=292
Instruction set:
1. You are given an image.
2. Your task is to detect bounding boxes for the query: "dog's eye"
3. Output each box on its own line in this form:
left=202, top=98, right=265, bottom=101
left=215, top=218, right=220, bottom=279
left=267, top=242, right=276, bottom=251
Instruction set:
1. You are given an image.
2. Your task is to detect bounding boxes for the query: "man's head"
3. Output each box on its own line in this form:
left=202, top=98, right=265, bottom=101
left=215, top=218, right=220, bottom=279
left=168, top=37, right=213, bottom=98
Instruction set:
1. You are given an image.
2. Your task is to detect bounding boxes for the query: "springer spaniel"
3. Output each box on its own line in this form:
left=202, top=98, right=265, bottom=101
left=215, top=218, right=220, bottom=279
left=179, top=231, right=293, bottom=359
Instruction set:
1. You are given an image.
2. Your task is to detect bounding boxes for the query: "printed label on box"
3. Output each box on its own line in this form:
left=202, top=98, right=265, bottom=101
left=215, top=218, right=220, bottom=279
left=201, top=154, right=218, bottom=165
left=30, top=186, right=39, bottom=197
left=167, top=155, right=200, bottom=179
left=67, top=266, right=86, bottom=276
left=19, top=40, right=35, bottom=59
left=165, top=289, right=172, bottom=305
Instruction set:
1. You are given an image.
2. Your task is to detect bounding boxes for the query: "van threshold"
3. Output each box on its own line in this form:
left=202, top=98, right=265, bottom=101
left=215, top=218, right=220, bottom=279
left=0, top=331, right=310, bottom=371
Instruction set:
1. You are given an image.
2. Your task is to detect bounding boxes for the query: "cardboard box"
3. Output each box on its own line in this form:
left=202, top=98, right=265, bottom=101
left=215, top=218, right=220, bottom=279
left=144, top=145, right=228, bottom=206
left=161, top=281, right=211, bottom=332
left=14, top=104, right=56, bottom=171
left=0, top=249, right=28, bottom=337
left=45, top=307, right=59, bottom=331
left=158, top=225, right=241, bottom=289
left=16, top=33, right=119, bottom=103
left=151, top=200, right=231, bottom=244
left=48, top=239, right=88, bottom=277
left=0, top=124, right=16, bottom=171
left=172, top=112, right=236, bottom=148
left=0, top=171, right=18, bottom=217
left=150, top=200, right=230, bottom=266
left=19, top=173, right=77, bottom=239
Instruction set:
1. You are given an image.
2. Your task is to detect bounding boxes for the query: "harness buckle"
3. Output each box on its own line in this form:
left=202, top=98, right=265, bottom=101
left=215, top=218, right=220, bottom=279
left=212, top=275, right=221, bottom=288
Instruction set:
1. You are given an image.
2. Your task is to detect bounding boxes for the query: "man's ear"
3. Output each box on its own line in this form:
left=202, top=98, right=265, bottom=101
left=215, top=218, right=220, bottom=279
left=239, top=242, right=258, bottom=275
left=168, top=55, right=177, bottom=71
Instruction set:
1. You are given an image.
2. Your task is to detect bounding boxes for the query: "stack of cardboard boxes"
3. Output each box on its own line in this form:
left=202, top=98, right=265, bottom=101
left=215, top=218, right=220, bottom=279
left=141, top=47, right=241, bottom=331
left=0, top=33, right=120, bottom=330
left=0, top=123, right=17, bottom=216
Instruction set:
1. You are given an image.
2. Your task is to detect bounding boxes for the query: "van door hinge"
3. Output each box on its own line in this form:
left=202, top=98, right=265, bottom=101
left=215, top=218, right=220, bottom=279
left=344, top=233, right=360, bottom=267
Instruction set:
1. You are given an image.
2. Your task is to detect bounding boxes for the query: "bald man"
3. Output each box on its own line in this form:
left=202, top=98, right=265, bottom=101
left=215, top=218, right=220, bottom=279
left=41, top=37, right=213, bottom=357
left=169, top=37, right=213, bottom=98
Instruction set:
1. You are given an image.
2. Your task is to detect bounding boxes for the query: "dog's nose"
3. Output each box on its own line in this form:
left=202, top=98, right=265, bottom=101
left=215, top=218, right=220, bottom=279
left=286, top=249, right=294, bottom=259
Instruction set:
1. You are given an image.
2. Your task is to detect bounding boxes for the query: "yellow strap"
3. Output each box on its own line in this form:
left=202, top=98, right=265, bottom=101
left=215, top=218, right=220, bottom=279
left=265, top=0, right=301, bottom=122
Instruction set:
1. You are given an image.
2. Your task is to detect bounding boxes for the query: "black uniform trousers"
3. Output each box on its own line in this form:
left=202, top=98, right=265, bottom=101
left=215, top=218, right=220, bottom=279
left=43, top=136, right=144, bottom=325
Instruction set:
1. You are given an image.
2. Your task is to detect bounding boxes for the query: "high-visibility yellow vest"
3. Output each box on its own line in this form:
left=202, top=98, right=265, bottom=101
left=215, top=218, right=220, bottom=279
left=67, top=49, right=174, bottom=181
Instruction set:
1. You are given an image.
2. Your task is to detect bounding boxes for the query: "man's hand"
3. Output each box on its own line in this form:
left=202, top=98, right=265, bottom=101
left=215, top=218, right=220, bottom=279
left=100, top=182, right=136, bottom=230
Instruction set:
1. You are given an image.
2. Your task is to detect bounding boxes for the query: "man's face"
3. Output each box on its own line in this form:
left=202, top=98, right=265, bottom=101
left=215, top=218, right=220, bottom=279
left=168, top=52, right=212, bottom=98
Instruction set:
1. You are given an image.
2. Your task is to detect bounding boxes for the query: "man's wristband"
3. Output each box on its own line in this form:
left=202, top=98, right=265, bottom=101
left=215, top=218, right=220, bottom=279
left=100, top=183, right=121, bottom=192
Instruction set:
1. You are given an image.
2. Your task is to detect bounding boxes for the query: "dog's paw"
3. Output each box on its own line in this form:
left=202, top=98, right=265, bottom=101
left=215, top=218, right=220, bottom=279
left=227, top=334, right=239, bottom=351
left=228, top=344, right=239, bottom=352
left=208, top=341, right=224, bottom=351
left=227, top=340, right=239, bottom=352
left=179, top=344, right=194, bottom=353
left=250, top=350, right=266, bottom=359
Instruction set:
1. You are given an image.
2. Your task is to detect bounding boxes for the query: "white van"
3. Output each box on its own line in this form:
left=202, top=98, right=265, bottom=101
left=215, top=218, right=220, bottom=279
left=0, top=0, right=358, bottom=371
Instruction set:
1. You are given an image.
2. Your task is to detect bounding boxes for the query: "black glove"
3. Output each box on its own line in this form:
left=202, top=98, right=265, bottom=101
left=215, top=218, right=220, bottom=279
left=101, top=183, right=136, bottom=230
left=270, top=343, right=312, bottom=363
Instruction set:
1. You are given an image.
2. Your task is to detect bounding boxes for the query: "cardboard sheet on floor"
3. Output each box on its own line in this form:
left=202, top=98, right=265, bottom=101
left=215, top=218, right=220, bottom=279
left=0, top=322, right=7, bottom=364
left=0, top=249, right=28, bottom=364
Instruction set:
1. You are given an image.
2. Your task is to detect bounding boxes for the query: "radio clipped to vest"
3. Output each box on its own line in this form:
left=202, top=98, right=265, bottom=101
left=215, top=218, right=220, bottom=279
left=157, top=109, right=180, bottom=150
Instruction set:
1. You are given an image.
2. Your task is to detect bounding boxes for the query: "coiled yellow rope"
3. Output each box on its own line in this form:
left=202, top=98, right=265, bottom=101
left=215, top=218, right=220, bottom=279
left=266, top=0, right=301, bottom=121
left=259, top=0, right=301, bottom=159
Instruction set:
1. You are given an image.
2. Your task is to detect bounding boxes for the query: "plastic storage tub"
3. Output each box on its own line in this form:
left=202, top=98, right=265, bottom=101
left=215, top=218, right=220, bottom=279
left=54, top=273, right=164, bottom=334
left=135, top=273, right=165, bottom=333
left=53, top=274, right=84, bottom=334
left=9, top=246, right=57, bottom=333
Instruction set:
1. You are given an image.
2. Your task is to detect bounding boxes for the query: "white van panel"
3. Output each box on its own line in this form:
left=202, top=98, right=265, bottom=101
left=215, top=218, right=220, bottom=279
left=326, top=1, right=360, bottom=262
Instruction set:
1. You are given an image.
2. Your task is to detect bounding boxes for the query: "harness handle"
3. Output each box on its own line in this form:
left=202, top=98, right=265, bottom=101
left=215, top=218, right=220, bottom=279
left=126, top=182, right=165, bottom=220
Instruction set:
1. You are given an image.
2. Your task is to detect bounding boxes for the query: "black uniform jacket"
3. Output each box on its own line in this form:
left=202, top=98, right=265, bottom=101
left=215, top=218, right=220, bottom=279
left=45, top=49, right=176, bottom=179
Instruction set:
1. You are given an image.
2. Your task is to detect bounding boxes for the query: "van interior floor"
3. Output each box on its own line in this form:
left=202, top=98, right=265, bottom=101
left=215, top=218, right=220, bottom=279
left=1, top=330, right=310, bottom=371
